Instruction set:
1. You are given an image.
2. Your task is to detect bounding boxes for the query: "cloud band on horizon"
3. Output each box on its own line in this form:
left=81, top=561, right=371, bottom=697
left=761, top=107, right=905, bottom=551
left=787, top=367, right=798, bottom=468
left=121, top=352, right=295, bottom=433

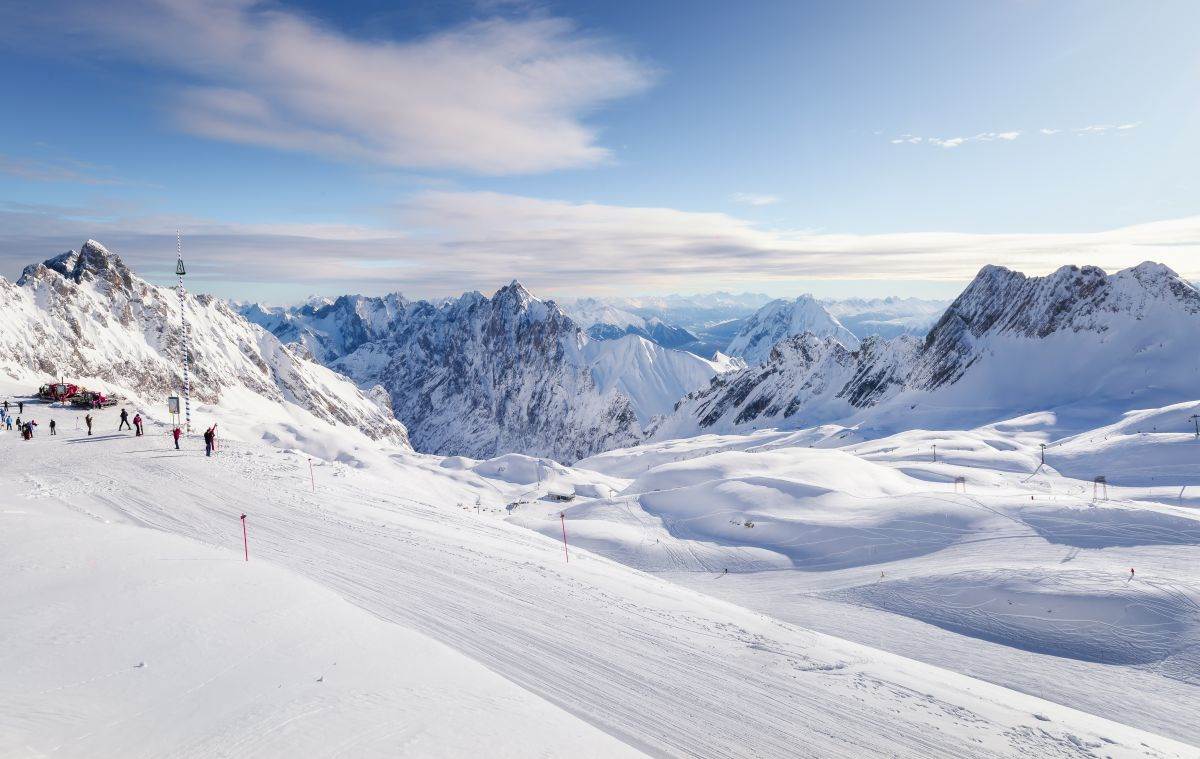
left=1, top=191, right=1197, bottom=301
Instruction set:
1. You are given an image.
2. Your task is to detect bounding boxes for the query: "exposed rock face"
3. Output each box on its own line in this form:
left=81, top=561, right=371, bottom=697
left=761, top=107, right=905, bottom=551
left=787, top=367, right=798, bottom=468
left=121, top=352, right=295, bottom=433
left=245, top=282, right=733, bottom=462
left=333, top=282, right=642, bottom=462
left=2, top=240, right=409, bottom=444
left=651, top=262, right=1200, bottom=438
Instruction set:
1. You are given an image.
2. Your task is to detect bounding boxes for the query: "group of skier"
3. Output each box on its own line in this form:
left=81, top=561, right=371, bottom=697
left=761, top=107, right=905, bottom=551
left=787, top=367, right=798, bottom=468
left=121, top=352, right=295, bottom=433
left=3, top=398, right=217, bottom=454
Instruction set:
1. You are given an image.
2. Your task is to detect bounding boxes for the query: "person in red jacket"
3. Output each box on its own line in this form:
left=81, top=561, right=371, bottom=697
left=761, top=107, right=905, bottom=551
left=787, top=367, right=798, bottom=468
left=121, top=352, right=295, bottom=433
left=133, top=413, right=144, bottom=437
left=172, top=426, right=182, bottom=450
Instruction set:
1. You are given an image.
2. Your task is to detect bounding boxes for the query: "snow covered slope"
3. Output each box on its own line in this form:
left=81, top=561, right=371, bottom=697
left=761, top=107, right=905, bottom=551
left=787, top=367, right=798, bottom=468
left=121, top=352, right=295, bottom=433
left=3, top=499, right=639, bottom=758
left=582, top=334, right=738, bottom=425
left=655, top=262, right=1200, bottom=438
left=3, top=394, right=1193, bottom=757
left=567, top=404, right=1200, bottom=744
left=726, top=294, right=861, bottom=364
left=0, top=240, right=408, bottom=451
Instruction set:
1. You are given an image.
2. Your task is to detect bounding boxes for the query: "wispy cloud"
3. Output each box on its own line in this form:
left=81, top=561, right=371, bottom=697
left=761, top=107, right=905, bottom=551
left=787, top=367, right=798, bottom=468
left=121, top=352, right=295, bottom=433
left=2, top=192, right=1197, bottom=299
left=892, top=131, right=1022, bottom=149
left=0, top=153, right=125, bottom=185
left=730, top=192, right=780, bottom=207
left=893, top=122, right=1142, bottom=148
left=9, top=1, right=655, bottom=175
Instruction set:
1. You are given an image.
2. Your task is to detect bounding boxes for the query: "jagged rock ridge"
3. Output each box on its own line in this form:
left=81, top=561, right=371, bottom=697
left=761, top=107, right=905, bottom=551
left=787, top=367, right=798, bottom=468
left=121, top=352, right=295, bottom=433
left=245, top=282, right=733, bottom=461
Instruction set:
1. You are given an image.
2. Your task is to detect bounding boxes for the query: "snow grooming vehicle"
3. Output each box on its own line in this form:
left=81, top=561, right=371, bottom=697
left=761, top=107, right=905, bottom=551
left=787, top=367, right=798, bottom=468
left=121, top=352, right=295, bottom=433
left=70, top=390, right=119, bottom=408
left=37, top=382, right=79, bottom=403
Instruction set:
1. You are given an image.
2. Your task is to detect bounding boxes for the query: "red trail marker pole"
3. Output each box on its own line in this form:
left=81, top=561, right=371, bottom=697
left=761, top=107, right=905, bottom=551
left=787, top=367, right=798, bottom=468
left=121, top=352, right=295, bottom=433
left=240, top=514, right=249, bottom=562
left=559, top=512, right=569, bottom=563
left=308, top=458, right=315, bottom=492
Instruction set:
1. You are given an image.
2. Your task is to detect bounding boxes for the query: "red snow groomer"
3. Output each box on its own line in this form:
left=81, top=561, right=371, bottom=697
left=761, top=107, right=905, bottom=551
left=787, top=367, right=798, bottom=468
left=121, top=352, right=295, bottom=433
left=37, top=382, right=79, bottom=402
left=70, top=389, right=118, bottom=408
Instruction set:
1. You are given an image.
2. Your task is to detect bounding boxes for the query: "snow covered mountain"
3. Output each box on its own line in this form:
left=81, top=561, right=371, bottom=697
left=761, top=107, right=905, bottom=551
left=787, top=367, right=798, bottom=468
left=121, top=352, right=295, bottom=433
left=561, top=292, right=770, bottom=357
left=240, top=293, right=409, bottom=363
left=0, top=240, right=409, bottom=447
left=582, top=334, right=738, bottom=425
left=725, top=294, right=861, bottom=364
left=822, top=296, right=949, bottom=339
left=247, top=283, right=732, bottom=461
left=566, top=298, right=717, bottom=355
left=329, top=282, right=643, bottom=461
left=653, top=262, right=1200, bottom=438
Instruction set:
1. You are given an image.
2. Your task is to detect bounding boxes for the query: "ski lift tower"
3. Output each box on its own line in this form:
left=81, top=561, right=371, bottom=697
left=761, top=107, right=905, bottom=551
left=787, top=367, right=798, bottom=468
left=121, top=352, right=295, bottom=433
left=176, top=231, right=192, bottom=434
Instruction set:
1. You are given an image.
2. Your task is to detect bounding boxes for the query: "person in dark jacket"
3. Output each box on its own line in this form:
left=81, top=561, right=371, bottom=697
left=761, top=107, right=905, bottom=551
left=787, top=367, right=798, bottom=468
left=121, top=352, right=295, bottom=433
left=49, top=419, right=56, bottom=436
left=118, top=408, right=131, bottom=431
left=2, top=400, right=7, bottom=412
left=18, top=400, right=23, bottom=414
left=85, top=413, right=93, bottom=436
left=203, top=426, right=214, bottom=457
left=172, top=426, right=182, bottom=450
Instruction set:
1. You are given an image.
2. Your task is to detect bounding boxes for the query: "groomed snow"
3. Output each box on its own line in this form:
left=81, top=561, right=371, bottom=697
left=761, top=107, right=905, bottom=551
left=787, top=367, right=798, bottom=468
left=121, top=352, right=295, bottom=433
left=4, top=389, right=1194, bottom=757
left=563, top=407, right=1200, bottom=745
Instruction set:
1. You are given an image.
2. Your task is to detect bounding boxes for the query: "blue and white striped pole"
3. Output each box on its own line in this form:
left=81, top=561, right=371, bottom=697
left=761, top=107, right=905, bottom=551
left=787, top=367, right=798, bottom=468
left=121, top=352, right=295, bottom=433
left=176, top=231, right=191, bottom=434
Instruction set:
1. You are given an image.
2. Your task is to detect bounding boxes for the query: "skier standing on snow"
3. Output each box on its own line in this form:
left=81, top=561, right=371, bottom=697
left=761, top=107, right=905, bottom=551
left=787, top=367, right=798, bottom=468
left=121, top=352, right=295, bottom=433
left=133, top=413, right=143, bottom=437
left=18, top=400, right=23, bottom=414
left=203, top=426, right=215, bottom=457
left=172, top=426, right=182, bottom=450
left=49, top=419, right=56, bottom=436
left=2, top=400, right=7, bottom=412
left=118, top=408, right=131, bottom=431
left=85, top=413, right=93, bottom=436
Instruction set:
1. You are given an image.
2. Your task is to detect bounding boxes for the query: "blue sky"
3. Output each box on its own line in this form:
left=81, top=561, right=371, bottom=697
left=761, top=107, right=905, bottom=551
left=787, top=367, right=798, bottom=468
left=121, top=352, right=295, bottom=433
left=0, top=0, right=1197, bottom=301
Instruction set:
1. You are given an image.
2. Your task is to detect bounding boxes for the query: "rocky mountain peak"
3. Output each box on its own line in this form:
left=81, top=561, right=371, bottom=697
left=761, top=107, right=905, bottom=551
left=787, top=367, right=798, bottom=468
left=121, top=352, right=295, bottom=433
left=20, top=239, right=135, bottom=292
left=727, top=294, right=860, bottom=365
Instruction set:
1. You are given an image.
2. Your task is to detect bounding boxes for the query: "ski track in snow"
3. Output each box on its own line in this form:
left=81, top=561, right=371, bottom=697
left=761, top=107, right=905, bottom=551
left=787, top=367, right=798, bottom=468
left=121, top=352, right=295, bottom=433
left=5, top=414, right=1196, bottom=758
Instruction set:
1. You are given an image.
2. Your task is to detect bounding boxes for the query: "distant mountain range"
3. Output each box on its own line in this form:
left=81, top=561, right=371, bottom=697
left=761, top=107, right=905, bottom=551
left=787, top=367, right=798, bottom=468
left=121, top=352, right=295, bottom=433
left=561, top=292, right=946, bottom=359
left=650, top=262, right=1200, bottom=440
left=13, top=240, right=1192, bottom=468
